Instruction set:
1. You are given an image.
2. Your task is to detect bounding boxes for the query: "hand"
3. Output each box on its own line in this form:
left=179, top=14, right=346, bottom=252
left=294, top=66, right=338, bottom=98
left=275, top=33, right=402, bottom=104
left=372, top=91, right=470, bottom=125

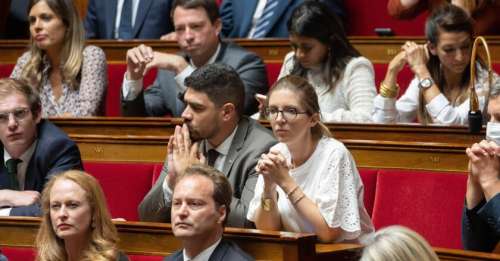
left=9, top=190, right=41, bottom=207
left=166, top=124, right=204, bottom=190
left=160, top=32, right=178, bottom=41
left=144, top=52, right=189, bottom=75
left=255, top=94, right=268, bottom=118
left=402, top=41, right=430, bottom=78
left=466, top=140, right=500, bottom=189
left=256, top=149, right=294, bottom=190
left=126, top=44, right=154, bottom=80
left=388, top=51, right=407, bottom=74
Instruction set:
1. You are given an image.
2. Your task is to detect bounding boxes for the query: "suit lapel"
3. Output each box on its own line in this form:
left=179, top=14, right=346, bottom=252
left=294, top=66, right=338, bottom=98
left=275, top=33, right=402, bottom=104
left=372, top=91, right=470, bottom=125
left=133, top=0, right=154, bottom=37
left=106, top=0, right=118, bottom=38
left=222, top=118, right=250, bottom=176
left=208, top=240, right=228, bottom=261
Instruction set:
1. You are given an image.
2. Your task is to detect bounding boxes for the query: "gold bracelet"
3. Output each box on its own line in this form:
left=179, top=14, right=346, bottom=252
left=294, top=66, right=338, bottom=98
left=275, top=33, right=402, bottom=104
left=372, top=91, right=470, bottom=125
left=291, top=191, right=306, bottom=205
left=286, top=185, right=300, bottom=198
left=380, top=82, right=400, bottom=98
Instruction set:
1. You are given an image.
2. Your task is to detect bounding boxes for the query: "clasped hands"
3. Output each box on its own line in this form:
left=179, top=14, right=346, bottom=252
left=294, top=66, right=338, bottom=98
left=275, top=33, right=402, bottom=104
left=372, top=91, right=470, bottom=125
left=466, top=140, right=500, bottom=190
left=389, top=41, right=430, bottom=77
left=255, top=148, right=295, bottom=191
left=126, top=44, right=188, bottom=80
left=165, top=124, right=205, bottom=190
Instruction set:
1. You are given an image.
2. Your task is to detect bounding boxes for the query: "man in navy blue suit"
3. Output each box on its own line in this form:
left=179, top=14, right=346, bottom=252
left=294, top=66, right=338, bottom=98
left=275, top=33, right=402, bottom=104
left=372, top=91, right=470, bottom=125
left=219, top=0, right=346, bottom=38
left=0, top=78, right=82, bottom=217
left=84, top=0, right=174, bottom=39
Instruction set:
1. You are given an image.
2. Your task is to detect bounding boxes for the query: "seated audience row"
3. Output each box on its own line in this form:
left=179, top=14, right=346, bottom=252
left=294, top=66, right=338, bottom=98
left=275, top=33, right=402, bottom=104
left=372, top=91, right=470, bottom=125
left=8, top=0, right=500, bottom=128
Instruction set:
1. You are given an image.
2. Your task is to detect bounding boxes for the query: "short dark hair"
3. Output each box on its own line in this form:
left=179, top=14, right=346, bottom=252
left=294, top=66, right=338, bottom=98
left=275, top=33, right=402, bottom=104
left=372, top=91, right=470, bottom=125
left=171, top=0, right=219, bottom=23
left=0, top=78, right=41, bottom=116
left=184, top=63, right=245, bottom=117
left=177, top=164, right=233, bottom=225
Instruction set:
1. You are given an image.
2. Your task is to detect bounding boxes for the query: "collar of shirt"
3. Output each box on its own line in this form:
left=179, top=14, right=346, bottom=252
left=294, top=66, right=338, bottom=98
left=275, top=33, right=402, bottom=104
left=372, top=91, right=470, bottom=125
left=187, top=43, right=221, bottom=69
left=3, top=140, right=38, bottom=190
left=202, top=125, right=238, bottom=158
left=182, top=238, right=221, bottom=261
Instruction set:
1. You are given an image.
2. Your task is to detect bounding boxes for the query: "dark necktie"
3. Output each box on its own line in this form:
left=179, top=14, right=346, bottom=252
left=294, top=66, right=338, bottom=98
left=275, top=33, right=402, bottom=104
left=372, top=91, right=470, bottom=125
left=207, top=149, right=219, bottom=167
left=252, top=0, right=279, bottom=38
left=5, top=158, right=22, bottom=190
left=118, top=0, right=133, bottom=39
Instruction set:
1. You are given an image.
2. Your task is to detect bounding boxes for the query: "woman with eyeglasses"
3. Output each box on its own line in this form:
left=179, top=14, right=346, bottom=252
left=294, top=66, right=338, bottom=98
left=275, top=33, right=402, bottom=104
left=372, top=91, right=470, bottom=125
left=247, top=75, right=374, bottom=243
left=258, top=1, right=376, bottom=123
left=10, top=0, right=107, bottom=117
left=372, top=4, right=500, bottom=125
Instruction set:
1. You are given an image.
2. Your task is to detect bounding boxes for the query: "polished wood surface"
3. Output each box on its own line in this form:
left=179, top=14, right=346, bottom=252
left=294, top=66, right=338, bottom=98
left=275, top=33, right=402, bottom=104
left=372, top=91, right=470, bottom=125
left=2, top=217, right=499, bottom=261
left=1, top=37, right=499, bottom=64
left=49, top=117, right=482, bottom=172
left=0, top=217, right=320, bottom=260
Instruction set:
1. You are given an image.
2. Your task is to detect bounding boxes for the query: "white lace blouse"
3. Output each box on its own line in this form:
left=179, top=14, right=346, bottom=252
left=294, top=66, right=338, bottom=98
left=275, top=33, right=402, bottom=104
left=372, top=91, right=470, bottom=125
left=247, top=136, right=374, bottom=242
left=278, top=52, right=377, bottom=123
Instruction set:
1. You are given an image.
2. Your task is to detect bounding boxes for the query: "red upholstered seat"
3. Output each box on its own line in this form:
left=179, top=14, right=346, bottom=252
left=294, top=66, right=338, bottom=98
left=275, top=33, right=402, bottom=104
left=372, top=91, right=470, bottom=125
left=344, top=0, right=426, bottom=35
left=265, top=62, right=282, bottom=88
left=371, top=169, right=467, bottom=249
left=83, top=162, right=161, bottom=221
left=106, top=64, right=157, bottom=117
left=0, top=64, right=14, bottom=78
left=358, top=168, right=378, bottom=217
left=1, top=247, right=36, bottom=261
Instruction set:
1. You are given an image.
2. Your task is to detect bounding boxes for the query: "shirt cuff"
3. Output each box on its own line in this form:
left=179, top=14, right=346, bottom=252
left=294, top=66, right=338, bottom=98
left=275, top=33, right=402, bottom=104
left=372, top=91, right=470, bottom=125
left=0, top=207, right=12, bottom=216
left=122, top=74, right=144, bottom=101
left=174, top=66, right=195, bottom=92
left=425, top=94, right=449, bottom=118
left=373, top=94, right=397, bottom=110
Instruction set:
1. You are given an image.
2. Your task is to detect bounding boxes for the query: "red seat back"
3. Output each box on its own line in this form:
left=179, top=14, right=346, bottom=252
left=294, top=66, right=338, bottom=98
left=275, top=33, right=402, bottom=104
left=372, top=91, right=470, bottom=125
left=358, top=168, right=378, bottom=217
left=83, top=161, right=160, bottom=221
left=1, top=247, right=36, bottom=261
left=371, top=169, right=467, bottom=249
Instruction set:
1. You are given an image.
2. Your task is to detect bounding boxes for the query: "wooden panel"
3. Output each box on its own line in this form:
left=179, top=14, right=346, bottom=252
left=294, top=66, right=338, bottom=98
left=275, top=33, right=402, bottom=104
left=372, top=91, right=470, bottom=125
left=1, top=37, right=499, bottom=64
left=0, top=217, right=325, bottom=261
left=49, top=117, right=483, bottom=171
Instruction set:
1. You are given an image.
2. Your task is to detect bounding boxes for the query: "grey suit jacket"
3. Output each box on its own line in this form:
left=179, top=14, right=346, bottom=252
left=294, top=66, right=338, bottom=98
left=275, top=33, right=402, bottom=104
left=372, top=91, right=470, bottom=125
left=121, top=41, right=268, bottom=117
left=164, top=239, right=254, bottom=261
left=138, top=117, right=276, bottom=228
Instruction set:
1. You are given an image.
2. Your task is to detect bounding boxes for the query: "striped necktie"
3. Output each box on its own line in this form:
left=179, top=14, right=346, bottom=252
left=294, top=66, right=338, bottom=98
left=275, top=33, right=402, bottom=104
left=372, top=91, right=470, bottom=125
left=252, top=0, right=279, bottom=38
left=118, top=0, right=133, bottom=39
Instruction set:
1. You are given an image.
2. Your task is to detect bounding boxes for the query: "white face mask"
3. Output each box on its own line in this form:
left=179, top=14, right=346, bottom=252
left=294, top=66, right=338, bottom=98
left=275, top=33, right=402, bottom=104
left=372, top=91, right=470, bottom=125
left=486, top=122, right=500, bottom=144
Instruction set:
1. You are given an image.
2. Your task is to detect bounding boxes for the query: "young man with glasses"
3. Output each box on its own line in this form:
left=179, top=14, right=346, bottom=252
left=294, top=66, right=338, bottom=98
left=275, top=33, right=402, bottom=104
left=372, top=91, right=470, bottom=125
left=0, top=78, right=82, bottom=217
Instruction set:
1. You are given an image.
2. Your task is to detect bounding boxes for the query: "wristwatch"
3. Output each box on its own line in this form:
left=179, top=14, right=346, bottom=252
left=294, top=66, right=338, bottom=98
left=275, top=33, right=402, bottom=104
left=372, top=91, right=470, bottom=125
left=418, top=77, right=434, bottom=89
left=261, top=197, right=273, bottom=211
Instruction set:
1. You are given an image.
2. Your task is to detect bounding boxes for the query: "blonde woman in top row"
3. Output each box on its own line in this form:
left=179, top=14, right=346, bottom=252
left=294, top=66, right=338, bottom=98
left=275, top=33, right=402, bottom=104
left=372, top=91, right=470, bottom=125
left=261, top=1, right=376, bottom=123
left=11, top=0, right=107, bottom=117
left=247, top=75, right=373, bottom=242
left=372, top=4, right=499, bottom=125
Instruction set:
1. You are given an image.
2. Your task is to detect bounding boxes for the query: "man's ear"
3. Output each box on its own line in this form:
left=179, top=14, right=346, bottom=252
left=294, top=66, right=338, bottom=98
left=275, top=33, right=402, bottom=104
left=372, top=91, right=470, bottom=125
left=34, top=107, right=42, bottom=124
left=221, top=103, right=235, bottom=121
left=214, top=18, right=222, bottom=37
left=217, top=205, right=227, bottom=224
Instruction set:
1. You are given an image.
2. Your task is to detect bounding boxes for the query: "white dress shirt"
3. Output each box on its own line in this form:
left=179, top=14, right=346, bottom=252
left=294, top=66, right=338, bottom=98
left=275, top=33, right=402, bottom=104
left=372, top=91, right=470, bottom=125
left=247, top=0, right=268, bottom=37
left=114, top=0, right=141, bottom=39
left=182, top=238, right=221, bottom=261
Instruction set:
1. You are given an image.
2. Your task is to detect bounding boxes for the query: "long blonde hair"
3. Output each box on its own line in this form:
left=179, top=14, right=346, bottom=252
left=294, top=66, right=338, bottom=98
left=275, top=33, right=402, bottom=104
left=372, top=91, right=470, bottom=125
left=360, top=225, right=439, bottom=261
left=36, top=170, right=120, bottom=261
left=21, top=0, right=85, bottom=91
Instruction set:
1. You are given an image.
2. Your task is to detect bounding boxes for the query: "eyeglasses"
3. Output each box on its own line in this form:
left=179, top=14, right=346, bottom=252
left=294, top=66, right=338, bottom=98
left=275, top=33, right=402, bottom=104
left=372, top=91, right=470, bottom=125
left=0, top=108, right=31, bottom=124
left=264, top=106, right=308, bottom=120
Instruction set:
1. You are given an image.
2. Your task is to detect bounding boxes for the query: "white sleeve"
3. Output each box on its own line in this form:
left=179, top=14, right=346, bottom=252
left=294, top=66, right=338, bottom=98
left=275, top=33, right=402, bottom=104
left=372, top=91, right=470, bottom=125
left=373, top=77, right=420, bottom=123
left=246, top=174, right=265, bottom=222
left=122, top=74, right=144, bottom=100
left=0, top=208, right=11, bottom=216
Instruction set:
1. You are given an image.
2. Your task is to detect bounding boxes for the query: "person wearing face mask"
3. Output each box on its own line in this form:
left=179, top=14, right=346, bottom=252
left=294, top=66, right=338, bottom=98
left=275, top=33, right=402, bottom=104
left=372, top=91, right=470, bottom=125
left=462, top=82, right=500, bottom=252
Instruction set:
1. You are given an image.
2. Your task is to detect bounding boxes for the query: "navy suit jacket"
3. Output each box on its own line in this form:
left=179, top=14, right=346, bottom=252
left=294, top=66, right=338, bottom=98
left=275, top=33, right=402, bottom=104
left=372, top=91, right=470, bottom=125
left=0, top=120, right=83, bottom=216
left=220, top=0, right=346, bottom=38
left=84, top=0, right=174, bottom=39
left=121, top=41, right=268, bottom=117
left=462, top=194, right=500, bottom=252
left=164, top=239, right=254, bottom=261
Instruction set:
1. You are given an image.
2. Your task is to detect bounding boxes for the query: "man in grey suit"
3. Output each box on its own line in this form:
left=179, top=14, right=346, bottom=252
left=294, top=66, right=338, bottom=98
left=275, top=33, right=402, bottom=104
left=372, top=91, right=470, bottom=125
left=121, top=0, right=268, bottom=117
left=165, top=164, right=253, bottom=260
left=138, top=63, right=276, bottom=228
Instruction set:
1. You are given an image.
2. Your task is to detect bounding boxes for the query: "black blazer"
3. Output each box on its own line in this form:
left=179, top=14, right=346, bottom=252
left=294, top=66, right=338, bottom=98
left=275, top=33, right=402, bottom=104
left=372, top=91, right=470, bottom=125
left=0, top=120, right=83, bottom=216
left=164, top=239, right=254, bottom=261
left=462, top=193, right=500, bottom=252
